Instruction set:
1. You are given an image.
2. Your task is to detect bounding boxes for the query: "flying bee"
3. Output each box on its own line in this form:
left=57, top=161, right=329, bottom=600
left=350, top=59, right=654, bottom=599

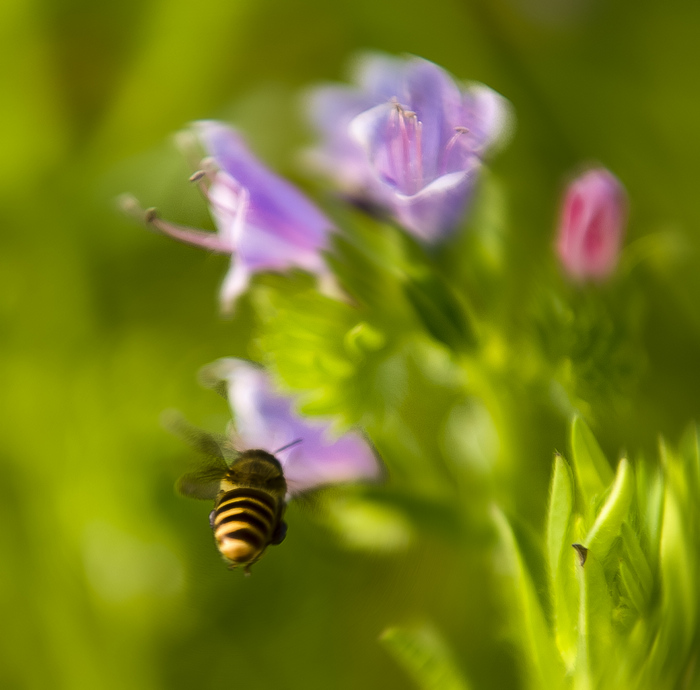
left=174, top=429, right=302, bottom=572
left=172, top=358, right=382, bottom=573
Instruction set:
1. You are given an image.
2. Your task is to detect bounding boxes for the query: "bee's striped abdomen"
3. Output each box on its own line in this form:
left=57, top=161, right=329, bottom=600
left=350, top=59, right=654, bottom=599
left=213, top=488, right=279, bottom=566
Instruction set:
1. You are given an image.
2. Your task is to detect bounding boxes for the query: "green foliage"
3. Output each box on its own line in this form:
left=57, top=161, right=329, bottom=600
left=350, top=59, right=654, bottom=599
left=381, top=625, right=472, bottom=690
left=495, top=419, right=700, bottom=690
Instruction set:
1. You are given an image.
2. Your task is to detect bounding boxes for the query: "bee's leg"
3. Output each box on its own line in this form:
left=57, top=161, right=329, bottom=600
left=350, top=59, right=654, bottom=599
left=209, top=510, right=216, bottom=530
left=270, top=519, right=288, bottom=545
left=244, top=564, right=252, bottom=577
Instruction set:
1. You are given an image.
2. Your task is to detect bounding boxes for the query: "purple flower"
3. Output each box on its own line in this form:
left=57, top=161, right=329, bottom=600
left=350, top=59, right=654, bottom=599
left=202, top=358, right=382, bottom=495
left=135, top=121, right=334, bottom=312
left=305, top=54, right=511, bottom=243
left=556, top=168, right=628, bottom=282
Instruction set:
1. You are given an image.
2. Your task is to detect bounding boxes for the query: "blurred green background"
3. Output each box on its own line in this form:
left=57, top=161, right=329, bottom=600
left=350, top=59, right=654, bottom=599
left=3, top=0, right=700, bottom=687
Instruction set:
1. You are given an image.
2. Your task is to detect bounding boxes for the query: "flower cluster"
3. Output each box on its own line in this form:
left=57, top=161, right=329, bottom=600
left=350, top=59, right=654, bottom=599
left=128, top=54, right=628, bottom=313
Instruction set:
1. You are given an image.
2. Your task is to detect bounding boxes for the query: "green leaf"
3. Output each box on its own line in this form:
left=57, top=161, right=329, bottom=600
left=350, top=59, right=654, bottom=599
left=402, top=271, right=477, bottom=353
left=573, top=549, right=614, bottom=690
left=328, top=229, right=407, bottom=320
left=545, top=454, right=578, bottom=667
left=635, top=460, right=664, bottom=574
left=583, top=458, right=634, bottom=563
left=678, top=424, right=700, bottom=507
left=652, top=482, right=697, bottom=679
left=619, top=561, right=646, bottom=615
left=546, top=453, right=575, bottom=577
left=381, top=625, right=471, bottom=690
left=620, top=522, right=652, bottom=605
left=492, top=507, right=565, bottom=690
left=252, top=278, right=360, bottom=417
left=570, top=417, right=614, bottom=511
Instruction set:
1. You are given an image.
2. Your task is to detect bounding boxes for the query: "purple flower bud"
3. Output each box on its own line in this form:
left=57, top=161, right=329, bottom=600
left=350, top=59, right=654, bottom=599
left=136, top=121, right=334, bottom=312
left=556, top=168, right=628, bottom=282
left=305, top=54, right=511, bottom=243
left=202, top=359, right=382, bottom=495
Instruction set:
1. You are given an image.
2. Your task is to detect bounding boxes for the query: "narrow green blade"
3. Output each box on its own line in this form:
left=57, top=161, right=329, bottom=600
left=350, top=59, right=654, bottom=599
left=381, top=625, right=471, bottom=690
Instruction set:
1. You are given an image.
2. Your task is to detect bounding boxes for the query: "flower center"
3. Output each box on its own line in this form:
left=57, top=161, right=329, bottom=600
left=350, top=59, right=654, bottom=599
left=388, top=99, right=423, bottom=195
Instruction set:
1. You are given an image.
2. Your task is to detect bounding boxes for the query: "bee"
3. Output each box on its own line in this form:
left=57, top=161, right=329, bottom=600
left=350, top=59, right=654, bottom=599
left=173, top=419, right=304, bottom=572
left=171, top=357, right=382, bottom=573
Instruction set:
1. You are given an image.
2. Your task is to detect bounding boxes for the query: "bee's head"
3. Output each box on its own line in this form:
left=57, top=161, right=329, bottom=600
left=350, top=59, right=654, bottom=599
left=230, top=449, right=287, bottom=495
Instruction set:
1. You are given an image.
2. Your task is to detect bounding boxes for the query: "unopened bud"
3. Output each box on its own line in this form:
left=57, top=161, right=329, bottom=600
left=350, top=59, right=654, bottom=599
left=556, top=168, right=628, bottom=282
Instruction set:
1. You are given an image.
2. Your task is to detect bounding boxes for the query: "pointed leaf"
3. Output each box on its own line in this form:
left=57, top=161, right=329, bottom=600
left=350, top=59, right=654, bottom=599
left=573, top=549, right=614, bottom=690
left=492, top=507, right=565, bottom=690
left=402, top=271, right=477, bottom=353
left=655, top=486, right=696, bottom=672
left=570, top=417, right=614, bottom=510
left=381, top=625, right=471, bottom=690
left=620, top=521, right=652, bottom=603
left=678, top=423, right=700, bottom=505
left=546, top=453, right=575, bottom=577
left=584, top=458, right=634, bottom=562
left=635, top=460, right=664, bottom=574
left=545, top=454, right=578, bottom=666
left=619, top=561, right=646, bottom=615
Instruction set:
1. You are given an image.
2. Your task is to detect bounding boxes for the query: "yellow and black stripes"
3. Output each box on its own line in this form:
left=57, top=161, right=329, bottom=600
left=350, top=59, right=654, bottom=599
left=212, top=488, right=280, bottom=565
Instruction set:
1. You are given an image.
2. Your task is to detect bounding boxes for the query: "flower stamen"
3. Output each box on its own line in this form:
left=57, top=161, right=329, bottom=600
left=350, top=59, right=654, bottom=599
left=390, top=100, right=424, bottom=195
left=440, top=126, right=470, bottom=174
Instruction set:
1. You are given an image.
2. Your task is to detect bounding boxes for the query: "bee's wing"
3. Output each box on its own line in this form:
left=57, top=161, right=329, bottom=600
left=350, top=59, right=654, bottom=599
left=175, top=461, right=228, bottom=500
left=163, top=409, right=237, bottom=500
left=200, top=358, right=383, bottom=498
left=162, top=409, right=238, bottom=463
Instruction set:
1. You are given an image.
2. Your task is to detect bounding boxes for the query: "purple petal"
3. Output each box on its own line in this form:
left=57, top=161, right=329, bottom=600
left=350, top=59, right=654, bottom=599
left=304, top=53, right=511, bottom=243
left=304, top=85, right=382, bottom=192
left=394, top=166, right=480, bottom=242
left=203, top=358, right=382, bottom=495
left=350, top=102, right=421, bottom=197
left=197, top=121, right=332, bottom=251
left=236, top=225, right=327, bottom=273
left=460, top=85, right=512, bottom=154
left=352, top=52, right=409, bottom=100
left=206, top=171, right=249, bottom=248
left=280, top=430, right=380, bottom=495
left=306, top=85, right=377, bottom=141
left=219, top=259, right=251, bottom=313
left=401, top=58, right=464, bottom=180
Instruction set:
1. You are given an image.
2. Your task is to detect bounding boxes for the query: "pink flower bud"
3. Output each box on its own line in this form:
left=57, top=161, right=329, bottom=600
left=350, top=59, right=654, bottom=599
left=556, top=168, right=628, bottom=281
